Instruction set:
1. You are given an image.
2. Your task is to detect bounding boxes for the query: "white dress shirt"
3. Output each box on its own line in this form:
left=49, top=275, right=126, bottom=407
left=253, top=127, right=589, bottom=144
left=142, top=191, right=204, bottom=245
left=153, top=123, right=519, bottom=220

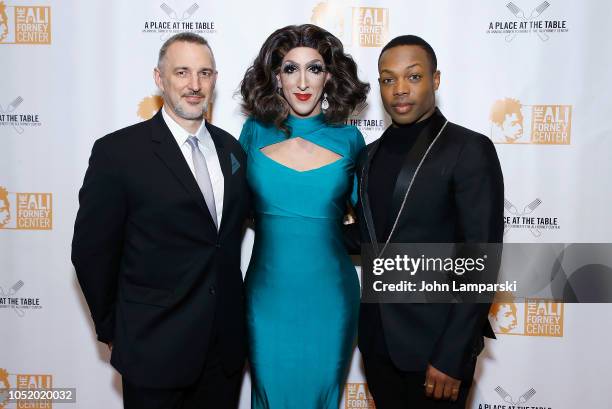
left=162, top=107, right=224, bottom=227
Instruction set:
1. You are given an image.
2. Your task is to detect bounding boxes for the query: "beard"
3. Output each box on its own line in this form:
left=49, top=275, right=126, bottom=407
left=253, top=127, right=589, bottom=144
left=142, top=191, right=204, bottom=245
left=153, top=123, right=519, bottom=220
left=166, top=93, right=208, bottom=121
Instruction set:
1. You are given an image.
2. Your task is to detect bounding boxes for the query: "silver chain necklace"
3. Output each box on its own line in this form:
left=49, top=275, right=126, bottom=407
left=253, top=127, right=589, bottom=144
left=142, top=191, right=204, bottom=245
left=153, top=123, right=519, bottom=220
left=363, top=120, right=449, bottom=258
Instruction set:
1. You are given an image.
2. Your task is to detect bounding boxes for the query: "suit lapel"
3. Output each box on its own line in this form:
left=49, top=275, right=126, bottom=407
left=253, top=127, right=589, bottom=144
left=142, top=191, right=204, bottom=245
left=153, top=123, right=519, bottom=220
left=386, top=108, right=448, bottom=239
left=359, top=139, right=382, bottom=252
left=150, top=111, right=217, bottom=237
left=206, top=122, right=232, bottom=234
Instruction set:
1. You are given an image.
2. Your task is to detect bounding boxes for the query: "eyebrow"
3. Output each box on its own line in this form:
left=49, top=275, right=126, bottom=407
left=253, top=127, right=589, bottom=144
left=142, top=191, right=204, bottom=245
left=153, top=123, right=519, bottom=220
left=173, top=66, right=215, bottom=72
left=380, top=63, right=422, bottom=74
left=283, top=59, right=324, bottom=66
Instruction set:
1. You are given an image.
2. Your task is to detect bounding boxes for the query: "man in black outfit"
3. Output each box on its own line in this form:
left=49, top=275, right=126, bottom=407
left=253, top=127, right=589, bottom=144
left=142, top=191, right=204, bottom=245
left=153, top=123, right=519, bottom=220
left=353, top=36, right=504, bottom=408
left=72, top=33, right=250, bottom=409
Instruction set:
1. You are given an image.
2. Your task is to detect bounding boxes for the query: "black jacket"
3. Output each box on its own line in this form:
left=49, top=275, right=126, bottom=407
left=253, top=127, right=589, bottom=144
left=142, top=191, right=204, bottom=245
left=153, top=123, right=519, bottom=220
left=72, top=110, right=250, bottom=387
left=350, top=108, right=504, bottom=380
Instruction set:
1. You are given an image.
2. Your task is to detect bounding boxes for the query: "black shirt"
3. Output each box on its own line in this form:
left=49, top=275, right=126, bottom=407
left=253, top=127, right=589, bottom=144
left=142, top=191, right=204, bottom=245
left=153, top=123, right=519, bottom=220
left=368, top=115, right=435, bottom=241
left=365, top=114, right=436, bottom=357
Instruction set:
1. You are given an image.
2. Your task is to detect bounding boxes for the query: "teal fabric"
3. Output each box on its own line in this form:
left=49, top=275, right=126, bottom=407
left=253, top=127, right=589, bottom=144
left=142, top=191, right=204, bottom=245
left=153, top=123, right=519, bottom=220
left=239, top=114, right=364, bottom=408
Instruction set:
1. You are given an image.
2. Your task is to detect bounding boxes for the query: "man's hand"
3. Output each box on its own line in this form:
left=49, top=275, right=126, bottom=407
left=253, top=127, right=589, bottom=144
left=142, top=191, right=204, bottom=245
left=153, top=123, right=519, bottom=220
left=424, top=364, right=461, bottom=401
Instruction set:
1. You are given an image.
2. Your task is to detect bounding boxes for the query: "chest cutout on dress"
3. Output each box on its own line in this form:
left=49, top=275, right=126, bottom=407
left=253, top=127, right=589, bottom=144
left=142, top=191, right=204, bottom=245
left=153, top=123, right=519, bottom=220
left=259, top=137, right=343, bottom=172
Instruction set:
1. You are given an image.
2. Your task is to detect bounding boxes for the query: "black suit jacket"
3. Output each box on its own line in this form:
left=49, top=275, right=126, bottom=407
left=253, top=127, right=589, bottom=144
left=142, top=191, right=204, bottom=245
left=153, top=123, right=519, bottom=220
left=352, top=108, right=504, bottom=380
left=72, top=110, right=250, bottom=388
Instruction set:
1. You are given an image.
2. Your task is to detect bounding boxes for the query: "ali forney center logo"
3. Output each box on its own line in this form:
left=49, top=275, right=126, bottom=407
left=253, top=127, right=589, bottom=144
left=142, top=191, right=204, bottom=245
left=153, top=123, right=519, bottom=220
left=0, top=2, right=50, bottom=44
left=143, top=2, right=216, bottom=39
left=486, top=1, right=568, bottom=42
left=137, top=95, right=213, bottom=122
left=0, top=186, right=52, bottom=230
left=0, top=368, right=52, bottom=408
left=489, top=295, right=564, bottom=337
left=344, top=383, right=376, bottom=409
left=489, top=98, right=572, bottom=145
left=311, top=0, right=388, bottom=47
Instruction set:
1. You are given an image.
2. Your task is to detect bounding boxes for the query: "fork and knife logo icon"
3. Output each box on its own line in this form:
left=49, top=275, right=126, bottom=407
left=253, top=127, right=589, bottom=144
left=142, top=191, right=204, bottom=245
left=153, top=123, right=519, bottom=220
left=505, top=1, right=551, bottom=42
left=0, top=280, right=26, bottom=317
left=504, top=198, right=543, bottom=237
left=159, top=3, right=200, bottom=40
left=494, top=386, right=537, bottom=405
left=0, top=96, right=24, bottom=134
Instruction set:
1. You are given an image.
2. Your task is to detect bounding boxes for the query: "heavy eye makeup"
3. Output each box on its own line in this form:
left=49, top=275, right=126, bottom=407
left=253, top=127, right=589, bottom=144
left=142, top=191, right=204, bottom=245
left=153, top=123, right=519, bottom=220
left=281, top=61, right=326, bottom=75
left=306, top=63, right=325, bottom=74
left=282, top=63, right=299, bottom=74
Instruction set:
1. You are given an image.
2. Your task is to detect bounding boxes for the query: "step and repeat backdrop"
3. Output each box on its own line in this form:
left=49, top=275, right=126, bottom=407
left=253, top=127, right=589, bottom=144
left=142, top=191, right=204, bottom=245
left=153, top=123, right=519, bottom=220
left=1, top=0, right=611, bottom=408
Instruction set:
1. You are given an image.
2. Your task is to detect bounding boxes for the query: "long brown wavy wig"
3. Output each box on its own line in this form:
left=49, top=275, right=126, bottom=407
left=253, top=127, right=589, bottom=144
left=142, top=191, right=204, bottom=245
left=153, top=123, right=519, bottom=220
left=240, top=24, right=370, bottom=133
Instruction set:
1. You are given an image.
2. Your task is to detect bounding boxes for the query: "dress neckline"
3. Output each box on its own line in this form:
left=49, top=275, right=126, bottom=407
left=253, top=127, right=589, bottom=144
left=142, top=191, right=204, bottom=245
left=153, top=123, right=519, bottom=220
left=286, top=113, right=326, bottom=137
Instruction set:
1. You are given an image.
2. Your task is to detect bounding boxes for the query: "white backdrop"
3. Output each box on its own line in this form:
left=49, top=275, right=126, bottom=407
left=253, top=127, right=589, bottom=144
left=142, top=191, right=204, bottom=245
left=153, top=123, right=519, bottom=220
left=1, top=0, right=611, bottom=408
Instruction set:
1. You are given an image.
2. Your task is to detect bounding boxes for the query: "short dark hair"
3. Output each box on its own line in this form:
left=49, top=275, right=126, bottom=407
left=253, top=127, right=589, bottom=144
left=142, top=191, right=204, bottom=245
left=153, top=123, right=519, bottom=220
left=378, top=35, right=437, bottom=73
left=240, top=24, right=370, bottom=133
left=157, top=32, right=215, bottom=70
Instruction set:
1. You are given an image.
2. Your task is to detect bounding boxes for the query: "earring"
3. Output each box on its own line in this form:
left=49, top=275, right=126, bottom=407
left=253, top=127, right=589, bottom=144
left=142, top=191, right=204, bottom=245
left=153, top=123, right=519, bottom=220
left=321, top=92, right=329, bottom=111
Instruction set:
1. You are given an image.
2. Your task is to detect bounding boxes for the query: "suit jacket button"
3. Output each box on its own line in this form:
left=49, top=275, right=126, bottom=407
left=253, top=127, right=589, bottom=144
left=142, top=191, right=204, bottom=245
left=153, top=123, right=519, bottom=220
left=209, top=286, right=216, bottom=295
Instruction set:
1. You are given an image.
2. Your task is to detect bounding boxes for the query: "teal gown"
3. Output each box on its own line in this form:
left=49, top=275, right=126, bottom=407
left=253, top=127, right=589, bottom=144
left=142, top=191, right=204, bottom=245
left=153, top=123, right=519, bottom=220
left=239, top=114, right=364, bottom=408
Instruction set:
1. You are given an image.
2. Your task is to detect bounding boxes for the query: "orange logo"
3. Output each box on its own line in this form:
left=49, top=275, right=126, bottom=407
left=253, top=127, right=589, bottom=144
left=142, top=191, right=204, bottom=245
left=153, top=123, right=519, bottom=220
left=137, top=95, right=164, bottom=120
left=525, top=299, right=563, bottom=337
left=531, top=104, right=572, bottom=144
left=352, top=7, right=388, bottom=47
left=0, top=2, right=9, bottom=43
left=0, top=368, right=9, bottom=409
left=345, top=383, right=376, bottom=408
left=137, top=95, right=213, bottom=122
left=0, top=186, right=52, bottom=230
left=0, top=368, right=53, bottom=408
left=312, top=2, right=388, bottom=47
left=490, top=98, right=524, bottom=143
left=17, top=373, right=52, bottom=408
left=312, top=0, right=348, bottom=38
left=489, top=300, right=518, bottom=334
left=0, top=3, right=51, bottom=44
left=490, top=98, right=571, bottom=145
left=489, top=297, right=564, bottom=337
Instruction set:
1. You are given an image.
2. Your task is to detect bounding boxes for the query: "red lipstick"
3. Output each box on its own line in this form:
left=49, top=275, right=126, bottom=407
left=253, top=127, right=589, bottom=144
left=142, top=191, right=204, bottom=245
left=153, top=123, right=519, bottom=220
left=294, top=93, right=312, bottom=101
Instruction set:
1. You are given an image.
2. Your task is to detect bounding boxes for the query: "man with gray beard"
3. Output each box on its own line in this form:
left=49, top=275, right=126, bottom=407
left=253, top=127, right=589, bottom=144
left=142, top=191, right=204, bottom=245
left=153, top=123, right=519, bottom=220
left=72, top=32, right=250, bottom=409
